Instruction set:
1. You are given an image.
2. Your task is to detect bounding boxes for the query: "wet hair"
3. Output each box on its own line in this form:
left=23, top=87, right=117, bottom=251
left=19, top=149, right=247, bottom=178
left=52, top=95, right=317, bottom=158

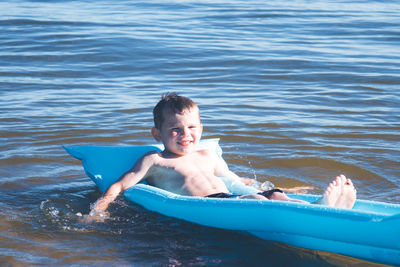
left=153, top=93, right=198, bottom=129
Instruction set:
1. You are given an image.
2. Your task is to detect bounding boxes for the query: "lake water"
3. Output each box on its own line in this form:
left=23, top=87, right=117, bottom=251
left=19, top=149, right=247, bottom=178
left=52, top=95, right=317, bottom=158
left=1, top=0, right=399, bottom=266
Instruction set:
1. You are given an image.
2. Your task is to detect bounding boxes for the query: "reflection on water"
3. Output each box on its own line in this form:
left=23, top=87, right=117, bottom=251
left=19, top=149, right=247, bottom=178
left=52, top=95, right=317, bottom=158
left=0, top=0, right=399, bottom=265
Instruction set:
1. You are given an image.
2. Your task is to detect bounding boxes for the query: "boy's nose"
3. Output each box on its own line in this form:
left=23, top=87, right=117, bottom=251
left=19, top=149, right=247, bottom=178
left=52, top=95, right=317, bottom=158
left=181, top=127, right=190, bottom=136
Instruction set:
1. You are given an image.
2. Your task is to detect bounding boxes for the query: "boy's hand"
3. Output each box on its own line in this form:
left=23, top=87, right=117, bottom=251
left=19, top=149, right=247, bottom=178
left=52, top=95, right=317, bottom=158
left=77, top=209, right=110, bottom=223
left=92, top=197, right=109, bottom=214
left=77, top=196, right=112, bottom=223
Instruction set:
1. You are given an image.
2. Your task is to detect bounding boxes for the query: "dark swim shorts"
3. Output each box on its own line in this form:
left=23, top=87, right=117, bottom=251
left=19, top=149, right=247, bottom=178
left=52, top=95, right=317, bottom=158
left=257, top=188, right=284, bottom=198
left=206, top=189, right=284, bottom=199
left=206, top=192, right=240, bottom=198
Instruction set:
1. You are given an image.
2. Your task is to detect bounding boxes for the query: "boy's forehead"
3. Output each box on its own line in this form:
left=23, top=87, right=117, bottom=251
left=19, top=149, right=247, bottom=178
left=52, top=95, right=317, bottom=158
left=162, top=106, right=200, bottom=122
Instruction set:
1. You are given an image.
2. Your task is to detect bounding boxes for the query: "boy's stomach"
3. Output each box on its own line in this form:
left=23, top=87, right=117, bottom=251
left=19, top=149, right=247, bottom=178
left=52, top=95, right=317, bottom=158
left=147, top=171, right=229, bottom=197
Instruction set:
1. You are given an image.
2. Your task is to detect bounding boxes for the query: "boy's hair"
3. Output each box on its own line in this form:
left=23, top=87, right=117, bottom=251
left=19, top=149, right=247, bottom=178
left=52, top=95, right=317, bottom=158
left=153, top=93, right=197, bottom=129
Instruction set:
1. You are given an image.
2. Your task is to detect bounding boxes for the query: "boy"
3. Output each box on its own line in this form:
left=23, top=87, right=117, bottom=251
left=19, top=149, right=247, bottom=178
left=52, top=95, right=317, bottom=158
left=92, top=93, right=356, bottom=215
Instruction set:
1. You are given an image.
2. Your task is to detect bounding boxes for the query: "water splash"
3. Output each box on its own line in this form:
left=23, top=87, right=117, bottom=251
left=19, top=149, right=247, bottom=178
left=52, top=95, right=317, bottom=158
left=39, top=199, right=93, bottom=232
left=235, top=150, right=275, bottom=190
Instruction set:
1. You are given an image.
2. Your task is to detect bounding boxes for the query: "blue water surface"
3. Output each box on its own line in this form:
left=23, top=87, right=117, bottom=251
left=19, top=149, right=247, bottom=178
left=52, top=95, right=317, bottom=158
left=0, top=0, right=399, bottom=266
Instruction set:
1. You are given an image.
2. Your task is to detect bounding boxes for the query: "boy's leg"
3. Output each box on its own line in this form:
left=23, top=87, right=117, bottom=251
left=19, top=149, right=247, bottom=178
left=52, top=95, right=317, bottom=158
left=265, top=191, right=308, bottom=203
left=237, top=175, right=355, bottom=209
left=238, top=190, right=307, bottom=203
left=262, top=175, right=346, bottom=206
left=258, top=176, right=344, bottom=205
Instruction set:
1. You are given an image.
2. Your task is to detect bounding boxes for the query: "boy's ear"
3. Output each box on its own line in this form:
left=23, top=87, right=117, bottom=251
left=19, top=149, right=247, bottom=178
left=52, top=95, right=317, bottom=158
left=152, top=127, right=162, bottom=142
left=199, top=123, right=203, bottom=137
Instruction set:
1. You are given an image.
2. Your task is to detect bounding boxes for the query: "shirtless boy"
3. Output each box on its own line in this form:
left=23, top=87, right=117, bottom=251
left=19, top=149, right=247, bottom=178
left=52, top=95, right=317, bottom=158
left=92, top=93, right=356, bottom=214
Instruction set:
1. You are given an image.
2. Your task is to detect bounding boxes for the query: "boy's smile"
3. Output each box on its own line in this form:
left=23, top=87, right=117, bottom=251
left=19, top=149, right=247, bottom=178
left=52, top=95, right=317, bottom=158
left=152, top=107, right=203, bottom=157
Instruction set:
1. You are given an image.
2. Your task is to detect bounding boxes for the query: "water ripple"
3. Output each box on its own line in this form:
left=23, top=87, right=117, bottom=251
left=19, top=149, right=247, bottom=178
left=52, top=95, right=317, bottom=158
left=1, top=0, right=400, bottom=265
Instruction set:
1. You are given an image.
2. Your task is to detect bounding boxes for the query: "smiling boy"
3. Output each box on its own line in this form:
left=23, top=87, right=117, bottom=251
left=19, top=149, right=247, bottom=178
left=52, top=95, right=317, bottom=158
left=92, top=93, right=356, bottom=214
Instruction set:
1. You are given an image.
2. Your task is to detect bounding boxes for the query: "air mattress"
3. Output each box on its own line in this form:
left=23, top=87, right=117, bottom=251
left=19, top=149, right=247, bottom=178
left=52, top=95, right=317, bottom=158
left=64, top=139, right=400, bottom=265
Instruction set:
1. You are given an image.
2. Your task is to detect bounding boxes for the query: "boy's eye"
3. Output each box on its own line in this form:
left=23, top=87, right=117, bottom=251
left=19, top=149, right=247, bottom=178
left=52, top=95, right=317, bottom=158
left=171, top=127, right=183, bottom=132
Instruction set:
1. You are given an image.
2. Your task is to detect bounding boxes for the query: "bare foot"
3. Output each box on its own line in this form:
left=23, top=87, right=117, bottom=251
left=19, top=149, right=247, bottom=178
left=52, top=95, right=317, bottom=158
left=314, top=176, right=342, bottom=206
left=335, top=175, right=357, bottom=209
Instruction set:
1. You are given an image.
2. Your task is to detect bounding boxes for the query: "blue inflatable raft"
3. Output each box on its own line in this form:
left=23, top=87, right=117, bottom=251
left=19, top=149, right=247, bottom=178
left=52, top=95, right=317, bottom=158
left=64, top=139, right=400, bottom=265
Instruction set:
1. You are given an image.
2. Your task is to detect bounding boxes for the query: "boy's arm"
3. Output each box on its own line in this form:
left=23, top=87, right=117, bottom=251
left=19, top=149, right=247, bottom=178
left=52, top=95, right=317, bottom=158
left=92, top=152, right=157, bottom=214
left=213, top=152, right=250, bottom=183
left=213, top=151, right=314, bottom=192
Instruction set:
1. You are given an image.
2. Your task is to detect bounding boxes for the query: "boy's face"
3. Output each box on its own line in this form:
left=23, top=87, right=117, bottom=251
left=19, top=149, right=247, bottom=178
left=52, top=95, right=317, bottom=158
left=152, top=106, right=203, bottom=156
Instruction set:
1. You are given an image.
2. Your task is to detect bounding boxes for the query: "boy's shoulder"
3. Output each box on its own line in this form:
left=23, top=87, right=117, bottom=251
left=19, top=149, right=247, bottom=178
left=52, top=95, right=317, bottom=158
left=140, top=149, right=163, bottom=162
left=196, top=148, right=218, bottom=158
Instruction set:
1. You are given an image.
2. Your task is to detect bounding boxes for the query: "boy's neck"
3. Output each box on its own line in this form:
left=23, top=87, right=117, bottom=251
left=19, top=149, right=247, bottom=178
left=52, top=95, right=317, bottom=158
left=161, top=149, right=189, bottom=158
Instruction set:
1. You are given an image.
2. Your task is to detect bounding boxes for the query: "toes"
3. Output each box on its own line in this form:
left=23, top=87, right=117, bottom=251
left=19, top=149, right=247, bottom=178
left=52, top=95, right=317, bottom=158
left=344, top=178, right=356, bottom=192
left=345, top=178, right=353, bottom=186
left=335, top=175, right=344, bottom=187
left=338, top=174, right=346, bottom=184
left=327, top=181, right=335, bottom=191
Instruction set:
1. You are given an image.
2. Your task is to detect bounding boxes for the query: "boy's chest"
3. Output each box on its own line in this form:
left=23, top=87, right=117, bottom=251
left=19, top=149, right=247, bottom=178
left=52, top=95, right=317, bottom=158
left=159, top=156, right=214, bottom=175
left=148, top=154, right=215, bottom=180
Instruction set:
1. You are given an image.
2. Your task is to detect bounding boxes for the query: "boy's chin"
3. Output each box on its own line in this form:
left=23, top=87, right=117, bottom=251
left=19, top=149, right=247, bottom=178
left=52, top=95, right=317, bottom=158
left=175, top=145, right=196, bottom=155
left=176, top=148, right=194, bottom=155
left=164, top=146, right=194, bottom=157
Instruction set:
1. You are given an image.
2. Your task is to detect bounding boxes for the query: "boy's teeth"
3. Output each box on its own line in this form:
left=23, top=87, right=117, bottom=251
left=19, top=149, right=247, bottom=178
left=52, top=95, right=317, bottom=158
left=180, top=141, right=190, bottom=145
